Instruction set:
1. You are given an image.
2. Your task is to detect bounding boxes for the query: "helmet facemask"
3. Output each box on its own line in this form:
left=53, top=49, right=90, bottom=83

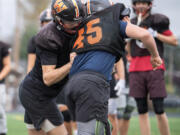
left=132, top=0, right=152, bottom=17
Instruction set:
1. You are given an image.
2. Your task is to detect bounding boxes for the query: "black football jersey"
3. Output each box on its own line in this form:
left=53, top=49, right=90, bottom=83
left=26, top=22, right=72, bottom=97
left=130, top=14, right=170, bottom=58
left=0, top=41, right=11, bottom=83
left=72, top=3, right=127, bottom=61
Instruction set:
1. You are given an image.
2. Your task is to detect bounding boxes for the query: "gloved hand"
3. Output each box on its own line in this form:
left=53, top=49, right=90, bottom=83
left=114, top=80, right=125, bottom=96
left=148, top=27, right=158, bottom=37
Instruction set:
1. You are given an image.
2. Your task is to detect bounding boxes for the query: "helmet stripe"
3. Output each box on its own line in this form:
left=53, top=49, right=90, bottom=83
left=72, top=0, right=79, bottom=17
left=46, top=9, right=51, bottom=19
left=87, top=0, right=91, bottom=15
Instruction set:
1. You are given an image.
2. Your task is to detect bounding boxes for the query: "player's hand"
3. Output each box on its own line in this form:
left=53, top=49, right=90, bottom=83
left=148, top=28, right=157, bottom=37
left=123, top=16, right=130, bottom=23
left=114, top=80, right=125, bottom=96
left=69, top=52, right=77, bottom=64
left=150, top=55, right=162, bottom=70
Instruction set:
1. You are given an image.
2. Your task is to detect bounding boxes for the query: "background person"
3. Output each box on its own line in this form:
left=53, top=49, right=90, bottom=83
left=0, top=41, right=11, bottom=135
left=127, top=0, right=178, bottom=135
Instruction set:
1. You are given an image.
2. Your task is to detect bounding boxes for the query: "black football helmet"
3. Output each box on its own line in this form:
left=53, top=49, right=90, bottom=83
left=40, top=9, right=53, bottom=23
left=132, top=0, right=153, bottom=5
left=84, top=0, right=113, bottom=16
left=51, top=0, right=85, bottom=24
left=132, top=0, right=153, bottom=15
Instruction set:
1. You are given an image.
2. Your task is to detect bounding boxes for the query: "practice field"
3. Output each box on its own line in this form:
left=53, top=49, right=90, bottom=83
left=7, top=113, right=180, bottom=135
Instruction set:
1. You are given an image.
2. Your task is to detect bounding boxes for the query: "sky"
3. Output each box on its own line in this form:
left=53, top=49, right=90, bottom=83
left=0, top=0, right=180, bottom=41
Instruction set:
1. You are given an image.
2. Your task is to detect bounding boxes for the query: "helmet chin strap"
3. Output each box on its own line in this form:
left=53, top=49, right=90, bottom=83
left=137, top=13, right=142, bottom=26
left=135, top=7, right=150, bottom=17
left=56, top=24, right=76, bottom=37
left=134, top=5, right=151, bottom=26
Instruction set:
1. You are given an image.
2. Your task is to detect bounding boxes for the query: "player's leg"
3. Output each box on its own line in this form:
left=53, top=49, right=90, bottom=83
left=135, top=98, right=151, bottom=135
left=148, top=70, right=169, bottom=135
left=77, top=119, right=110, bottom=135
left=25, top=112, right=46, bottom=135
left=26, top=118, right=67, bottom=135
left=152, top=98, right=170, bottom=135
left=65, top=71, right=111, bottom=135
left=119, top=96, right=136, bottom=135
left=129, top=72, right=151, bottom=135
left=61, top=109, right=73, bottom=135
left=117, top=94, right=126, bottom=135
left=108, top=98, right=118, bottom=135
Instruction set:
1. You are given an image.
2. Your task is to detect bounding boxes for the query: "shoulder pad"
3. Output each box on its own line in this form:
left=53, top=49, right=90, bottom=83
left=114, top=3, right=126, bottom=20
left=35, top=22, right=63, bottom=53
left=151, top=13, right=170, bottom=33
left=120, top=8, right=131, bottom=20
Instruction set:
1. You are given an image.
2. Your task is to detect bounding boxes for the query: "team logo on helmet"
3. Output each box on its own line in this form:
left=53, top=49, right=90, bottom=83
left=54, top=0, right=68, bottom=13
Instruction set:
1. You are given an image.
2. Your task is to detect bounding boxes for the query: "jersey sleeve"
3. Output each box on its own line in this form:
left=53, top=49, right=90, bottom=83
left=27, top=36, right=36, bottom=54
left=119, top=20, right=128, bottom=38
left=36, top=47, right=58, bottom=65
left=152, top=14, right=170, bottom=33
left=35, top=22, right=62, bottom=54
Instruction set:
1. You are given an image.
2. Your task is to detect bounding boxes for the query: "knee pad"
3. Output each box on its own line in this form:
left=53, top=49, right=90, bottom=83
left=123, top=105, right=135, bottom=120
left=117, top=108, right=125, bottom=119
left=135, top=98, right=148, bottom=114
left=152, top=98, right=164, bottom=115
left=62, top=110, right=72, bottom=122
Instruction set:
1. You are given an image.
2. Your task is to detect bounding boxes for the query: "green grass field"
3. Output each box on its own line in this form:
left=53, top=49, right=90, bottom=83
left=7, top=113, right=180, bottom=135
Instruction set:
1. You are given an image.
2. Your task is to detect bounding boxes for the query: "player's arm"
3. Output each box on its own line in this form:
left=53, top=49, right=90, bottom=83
left=115, top=58, right=125, bottom=80
left=42, top=52, right=76, bottom=86
left=125, top=41, right=131, bottom=58
left=27, top=54, right=36, bottom=73
left=27, top=37, right=36, bottom=73
left=156, top=33, right=178, bottom=46
left=114, top=58, right=126, bottom=95
left=0, top=55, right=11, bottom=81
left=125, top=18, right=162, bottom=68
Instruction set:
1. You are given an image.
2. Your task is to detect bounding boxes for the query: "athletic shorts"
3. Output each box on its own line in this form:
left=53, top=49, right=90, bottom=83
left=19, top=76, right=64, bottom=131
left=129, top=69, right=167, bottom=99
left=108, top=98, right=118, bottom=115
left=64, top=70, right=110, bottom=122
left=116, top=94, right=136, bottom=109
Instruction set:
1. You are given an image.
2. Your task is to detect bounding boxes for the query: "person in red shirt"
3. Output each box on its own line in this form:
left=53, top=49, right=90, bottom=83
left=126, top=0, right=178, bottom=135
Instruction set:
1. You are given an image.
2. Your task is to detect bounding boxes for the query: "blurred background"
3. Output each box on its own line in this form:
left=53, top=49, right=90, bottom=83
left=0, top=0, right=180, bottom=135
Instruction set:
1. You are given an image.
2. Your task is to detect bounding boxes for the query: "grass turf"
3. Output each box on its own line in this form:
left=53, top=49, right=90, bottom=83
left=7, top=113, right=180, bottom=135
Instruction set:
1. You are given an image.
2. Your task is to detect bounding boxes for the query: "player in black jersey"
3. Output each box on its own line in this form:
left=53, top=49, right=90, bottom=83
left=19, top=0, right=85, bottom=135
left=63, top=0, right=162, bottom=135
left=27, top=8, right=74, bottom=135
